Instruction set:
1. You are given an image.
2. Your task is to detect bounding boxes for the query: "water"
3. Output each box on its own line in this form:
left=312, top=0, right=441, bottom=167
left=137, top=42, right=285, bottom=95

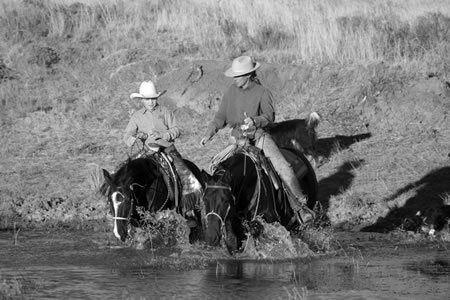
left=1, top=230, right=449, bottom=299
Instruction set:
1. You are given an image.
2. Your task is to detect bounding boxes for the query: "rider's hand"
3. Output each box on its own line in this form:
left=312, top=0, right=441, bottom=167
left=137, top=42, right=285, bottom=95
left=136, top=132, right=148, bottom=141
left=149, top=130, right=162, bottom=140
left=244, top=117, right=254, bottom=127
left=242, top=125, right=256, bottom=137
left=243, top=112, right=254, bottom=127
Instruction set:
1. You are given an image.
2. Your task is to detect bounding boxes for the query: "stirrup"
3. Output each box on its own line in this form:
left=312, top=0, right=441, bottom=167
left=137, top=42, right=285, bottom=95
left=296, top=204, right=315, bottom=225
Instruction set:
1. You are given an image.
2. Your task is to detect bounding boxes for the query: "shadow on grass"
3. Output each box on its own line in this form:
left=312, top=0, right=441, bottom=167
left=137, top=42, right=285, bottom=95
left=317, top=160, right=364, bottom=211
left=362, top=166, right=450, bottom=233
left=316, top=133, right=372, bottom=162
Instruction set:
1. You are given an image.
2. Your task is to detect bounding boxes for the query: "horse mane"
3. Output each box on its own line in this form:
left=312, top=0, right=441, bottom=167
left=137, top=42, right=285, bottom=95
left=98, top=182, right=109, bottom=197
left=212, top=162, right=228, bottom=178
left=99, top=156, right=160, bottom=197
left=213, top=150, right=258, bottom=189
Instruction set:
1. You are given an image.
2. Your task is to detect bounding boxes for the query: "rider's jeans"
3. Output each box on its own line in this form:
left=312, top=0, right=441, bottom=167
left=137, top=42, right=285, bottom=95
left=255, top=132, right=307, bottom=205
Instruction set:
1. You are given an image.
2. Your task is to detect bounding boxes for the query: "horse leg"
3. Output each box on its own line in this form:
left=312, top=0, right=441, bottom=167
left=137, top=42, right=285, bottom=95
left=188, top=208, right=204, bottom=243
left=224, top=219, right=239, bottom=255
left=224, top=217, right=248, bottom=255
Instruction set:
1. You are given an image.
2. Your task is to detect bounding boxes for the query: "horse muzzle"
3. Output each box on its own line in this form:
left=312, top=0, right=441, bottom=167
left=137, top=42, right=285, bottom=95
left=113, top=219, right=130, bottom=242
left=206, top=229, right=221, bottom=247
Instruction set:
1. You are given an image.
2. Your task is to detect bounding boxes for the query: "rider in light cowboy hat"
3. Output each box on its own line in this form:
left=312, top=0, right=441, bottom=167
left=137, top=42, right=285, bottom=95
left=200, top=55, right=315, bottom=225
left=124, top=80, right=202, bottom=227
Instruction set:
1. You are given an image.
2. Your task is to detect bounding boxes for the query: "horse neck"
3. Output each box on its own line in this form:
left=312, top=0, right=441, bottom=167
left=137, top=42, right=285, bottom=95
left=230, top=154, right=290, bottom=224
left=119, top=158, right=158, bottom=206
left=220, top=155, right=258, bottom=211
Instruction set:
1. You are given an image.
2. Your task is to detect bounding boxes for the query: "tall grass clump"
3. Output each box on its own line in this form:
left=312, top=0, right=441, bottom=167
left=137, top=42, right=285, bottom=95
left=1, top=0, right=449, bottom=66
left=0, top=0, right=160, bottom=57
left=0, top=276, right=24, bottom=299
left=154, top=0, right=450, bottom=65
left=0, top=0, right=105, bottom=42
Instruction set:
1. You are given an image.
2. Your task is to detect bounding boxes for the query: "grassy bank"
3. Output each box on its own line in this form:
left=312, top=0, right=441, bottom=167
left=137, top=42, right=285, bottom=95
left=0, top=0, right=449, bottom=239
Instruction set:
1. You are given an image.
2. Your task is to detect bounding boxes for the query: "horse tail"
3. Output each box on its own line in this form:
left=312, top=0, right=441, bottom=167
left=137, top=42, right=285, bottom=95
left=306, top=111, right=321, bottom=131
left=304, top=112, right=321, bottom=168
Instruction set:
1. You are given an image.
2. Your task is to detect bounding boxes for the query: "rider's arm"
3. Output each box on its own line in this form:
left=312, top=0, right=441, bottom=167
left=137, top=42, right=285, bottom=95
left=202, top=96, right=228, bottom=142
left=253, top=88, right=275, bottom=128
left=205, top=89, right=230, bottom=138
left=123, top=117, right=138, bottom=147
left=162, top=108, right=180, bottom=142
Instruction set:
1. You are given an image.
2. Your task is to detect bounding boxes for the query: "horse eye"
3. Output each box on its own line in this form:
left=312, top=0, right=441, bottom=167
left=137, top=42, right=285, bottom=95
left=111, top=191, right=124, bottom=204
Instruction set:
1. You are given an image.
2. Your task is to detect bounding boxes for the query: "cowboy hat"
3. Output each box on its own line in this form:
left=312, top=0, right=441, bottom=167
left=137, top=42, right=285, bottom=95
left=130, top=81, right=165, bottom=99
left=224, top=56, right=260, bottom=78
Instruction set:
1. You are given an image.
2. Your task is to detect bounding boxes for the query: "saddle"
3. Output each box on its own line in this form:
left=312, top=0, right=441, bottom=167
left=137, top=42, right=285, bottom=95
left=211, top=143, right=314, bottom=224
left=133, top=142, right=182, bottom=211
left=237, top=145, right=282, bottom=190
left=210, top=144, right=281, bottom=191
left=210, top=144, right=283, bottom=220
left=151, top=151, right=181, bottom=209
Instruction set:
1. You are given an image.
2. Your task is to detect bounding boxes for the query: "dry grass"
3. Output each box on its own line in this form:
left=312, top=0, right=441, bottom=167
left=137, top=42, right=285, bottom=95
left=1, top=0, right=449, bottom=65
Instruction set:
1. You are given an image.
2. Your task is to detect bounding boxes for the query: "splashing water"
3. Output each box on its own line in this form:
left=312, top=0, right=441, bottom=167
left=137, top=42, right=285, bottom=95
left=235, top=217, right=317, bottom=259
left=130, top=209, right=190, bottom=250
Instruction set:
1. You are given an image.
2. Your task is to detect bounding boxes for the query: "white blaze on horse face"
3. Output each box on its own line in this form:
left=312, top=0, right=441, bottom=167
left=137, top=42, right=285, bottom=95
left=111, top=191, right=122, bottom=240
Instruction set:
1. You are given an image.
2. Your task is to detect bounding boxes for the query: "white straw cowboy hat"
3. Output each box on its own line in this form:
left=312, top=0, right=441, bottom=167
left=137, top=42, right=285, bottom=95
left=130, top=81, right=166, bottom=99
left=224, top=56, right=261, bottom=78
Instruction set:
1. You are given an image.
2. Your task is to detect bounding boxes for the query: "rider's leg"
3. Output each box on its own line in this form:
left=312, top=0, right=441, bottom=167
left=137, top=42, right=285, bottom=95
left=255, top=132, right=315, bottom=224
left=164, top=145, right=202, bottom=227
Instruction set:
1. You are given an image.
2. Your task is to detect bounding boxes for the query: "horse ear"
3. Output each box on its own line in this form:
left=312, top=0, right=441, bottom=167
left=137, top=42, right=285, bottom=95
left=102, top=169, right=113, bottom=186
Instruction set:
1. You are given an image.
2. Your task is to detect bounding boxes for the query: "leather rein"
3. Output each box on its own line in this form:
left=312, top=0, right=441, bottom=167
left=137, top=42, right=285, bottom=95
left=204, top=184, right=232, bottom=241
left=111, top=183, right=144, bottom=222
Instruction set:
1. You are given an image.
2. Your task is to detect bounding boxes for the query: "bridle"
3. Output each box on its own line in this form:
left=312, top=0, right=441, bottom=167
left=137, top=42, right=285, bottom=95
left=204, top=183, right=233, bottom=241
left=111, top=183, right=143, bottom=222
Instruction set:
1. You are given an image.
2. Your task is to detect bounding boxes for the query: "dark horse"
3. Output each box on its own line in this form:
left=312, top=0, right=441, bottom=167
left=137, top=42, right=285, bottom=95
left=100, top=152, right=204, bottom=243
left=202, top=146, right=318, bottom=254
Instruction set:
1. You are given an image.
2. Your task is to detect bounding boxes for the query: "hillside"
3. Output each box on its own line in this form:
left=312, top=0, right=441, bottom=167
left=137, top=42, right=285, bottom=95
left=0, top=0, right=449, bottom=236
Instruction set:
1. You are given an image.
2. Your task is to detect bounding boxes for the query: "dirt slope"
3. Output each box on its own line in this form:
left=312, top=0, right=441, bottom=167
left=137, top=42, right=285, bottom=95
left=1, top=56, right=449, bottom=234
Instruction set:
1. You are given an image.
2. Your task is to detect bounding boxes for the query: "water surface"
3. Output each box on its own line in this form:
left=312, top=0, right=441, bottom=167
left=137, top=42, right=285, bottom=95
left=1, top=230, right=449, bottom=299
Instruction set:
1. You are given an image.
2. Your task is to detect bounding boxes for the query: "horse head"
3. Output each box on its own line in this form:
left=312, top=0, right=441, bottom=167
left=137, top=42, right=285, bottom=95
left=202, top=170, right=230, bottom=244
left=100, top=157, right=160, bottom=242
left=101, top=155, right=207, bottom=244
left=202, top=167, right=246, bottom=254
left=101, top=169, right=136, bottom=241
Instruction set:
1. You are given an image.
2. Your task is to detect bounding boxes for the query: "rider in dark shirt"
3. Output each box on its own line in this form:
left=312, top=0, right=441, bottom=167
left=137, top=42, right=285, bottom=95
left=200, top=56, right=314, bottom=224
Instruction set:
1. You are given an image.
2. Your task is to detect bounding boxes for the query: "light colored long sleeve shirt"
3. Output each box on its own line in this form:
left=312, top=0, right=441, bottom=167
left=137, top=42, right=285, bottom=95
left=206, top=80, right=275, bottom=139
left=123, top=104, right=180, bottom=148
